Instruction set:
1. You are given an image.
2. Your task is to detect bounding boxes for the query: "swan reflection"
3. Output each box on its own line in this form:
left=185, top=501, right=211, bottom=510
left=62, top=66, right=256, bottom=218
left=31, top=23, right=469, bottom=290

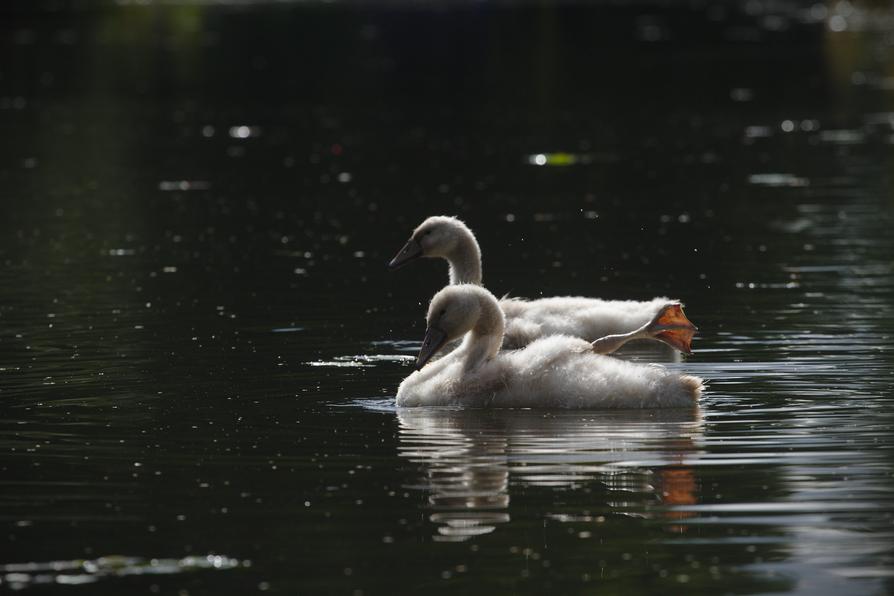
left=397, top=407, right=703, bottom=541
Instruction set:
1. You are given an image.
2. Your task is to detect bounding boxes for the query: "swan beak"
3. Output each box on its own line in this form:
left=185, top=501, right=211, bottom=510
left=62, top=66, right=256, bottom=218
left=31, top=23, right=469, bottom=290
left=653, top=304, right=698, bottom=355
left=388, top=239, right=423, bottom=270
left=415, top=326, right=447, bottom=370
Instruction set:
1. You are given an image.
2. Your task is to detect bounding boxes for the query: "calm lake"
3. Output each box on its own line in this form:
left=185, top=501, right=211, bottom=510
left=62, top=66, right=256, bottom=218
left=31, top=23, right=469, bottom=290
left=1, top=1, right=893, bottom=594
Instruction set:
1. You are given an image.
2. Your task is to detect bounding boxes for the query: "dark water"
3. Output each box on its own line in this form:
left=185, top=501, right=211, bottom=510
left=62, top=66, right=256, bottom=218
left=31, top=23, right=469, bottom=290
left=2, top=1, right=894, bottom=594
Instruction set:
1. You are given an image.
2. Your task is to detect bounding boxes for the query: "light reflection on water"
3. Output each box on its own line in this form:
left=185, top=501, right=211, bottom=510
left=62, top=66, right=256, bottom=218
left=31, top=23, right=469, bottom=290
left=1, top=555, right=248, bottom=590
left=2, top=0, right=894, bottom=594
left=396, top=408, right=703, bottom=541
left=391, top=382, right=893, bottom=584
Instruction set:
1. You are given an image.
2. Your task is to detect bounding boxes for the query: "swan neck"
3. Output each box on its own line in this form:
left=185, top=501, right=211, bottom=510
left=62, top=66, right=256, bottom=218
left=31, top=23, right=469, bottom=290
left=446, top=230, right=482, bottom=285
left=461, top=291, right=504, bottom=371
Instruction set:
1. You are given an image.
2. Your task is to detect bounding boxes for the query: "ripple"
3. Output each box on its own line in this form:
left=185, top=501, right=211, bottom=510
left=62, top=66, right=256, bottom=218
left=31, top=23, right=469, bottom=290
left=306, top=360, right=371, bottom=368
left=819, top=129, right=866, bottom=144
left=369, top=340, right=423, bottom=353
left=335, top=398, right=397, bottom=412
left=669, top=501, right=886, bottom=513
left=0, top=555, right=248, bottom=589
left=397, top=408, right=706, bottom=539
left=306, top=354, right=414, bottom=368
left=748, top=173, right=810, bottom=187
left=157, top=180, right=211, bottom=191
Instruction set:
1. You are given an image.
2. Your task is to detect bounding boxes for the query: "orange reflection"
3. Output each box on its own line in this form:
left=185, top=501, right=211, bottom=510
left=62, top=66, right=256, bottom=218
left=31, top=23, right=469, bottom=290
left=657, top=466, right=698, bottom=534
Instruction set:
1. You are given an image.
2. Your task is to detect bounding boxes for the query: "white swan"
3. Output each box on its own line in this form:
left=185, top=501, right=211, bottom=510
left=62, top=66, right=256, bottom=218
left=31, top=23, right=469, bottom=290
left=396, top=285, right=703, bottom=408
left=389, top=215, right=697, bottom=353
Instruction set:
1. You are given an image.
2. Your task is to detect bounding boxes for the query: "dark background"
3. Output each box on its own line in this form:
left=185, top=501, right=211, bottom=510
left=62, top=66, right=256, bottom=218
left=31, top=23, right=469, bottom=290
left=1, top=1, right=893, bottom=594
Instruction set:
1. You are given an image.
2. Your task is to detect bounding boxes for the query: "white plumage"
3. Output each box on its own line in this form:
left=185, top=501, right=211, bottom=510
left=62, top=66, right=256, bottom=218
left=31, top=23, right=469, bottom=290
left=396, top=285, right=703, bottom=409
left=389, top=215, right=696, bottom=353
left=499, top=295, right=680, bottom=351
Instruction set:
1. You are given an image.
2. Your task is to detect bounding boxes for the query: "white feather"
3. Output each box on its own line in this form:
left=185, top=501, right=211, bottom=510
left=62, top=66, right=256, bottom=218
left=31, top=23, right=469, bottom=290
left=396, top=285, right=702, bottom=409
left=399, top=216, right=688, bottom=351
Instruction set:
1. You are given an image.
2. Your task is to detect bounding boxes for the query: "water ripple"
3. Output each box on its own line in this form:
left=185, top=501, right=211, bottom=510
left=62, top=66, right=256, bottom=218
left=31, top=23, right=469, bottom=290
left=0, top=555, right=248, bottom=589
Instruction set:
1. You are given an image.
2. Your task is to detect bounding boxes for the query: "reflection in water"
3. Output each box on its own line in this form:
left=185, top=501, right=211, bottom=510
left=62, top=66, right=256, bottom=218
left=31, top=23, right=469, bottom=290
left=0, top=555, right=247, bottom=590
left=397, top=408, right=703, bottom=541
left=3, top=1, right=894, bottom=593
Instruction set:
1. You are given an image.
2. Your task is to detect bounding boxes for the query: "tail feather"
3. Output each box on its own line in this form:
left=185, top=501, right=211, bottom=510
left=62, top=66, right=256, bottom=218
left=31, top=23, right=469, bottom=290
left=679, top=375, right=704, bottom=402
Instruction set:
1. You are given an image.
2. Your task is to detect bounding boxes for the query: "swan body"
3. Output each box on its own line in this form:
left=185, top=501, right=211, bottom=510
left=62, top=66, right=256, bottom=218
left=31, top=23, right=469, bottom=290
left=499, top=295, right=679, bottom=351
left=396, top=285, right=703, bottom=409
left=389, top=216, right=697, bottom=354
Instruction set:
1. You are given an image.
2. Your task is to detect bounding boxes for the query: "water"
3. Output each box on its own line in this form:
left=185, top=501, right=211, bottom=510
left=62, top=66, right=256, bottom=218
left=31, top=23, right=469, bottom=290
left=2, top=1, right=893, bottom=594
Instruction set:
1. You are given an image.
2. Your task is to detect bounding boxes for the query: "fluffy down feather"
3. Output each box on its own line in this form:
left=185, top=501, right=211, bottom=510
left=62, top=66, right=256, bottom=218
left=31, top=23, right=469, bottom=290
left=390, top=216, right=695, bottom=353
left=396, top=286, right=702, bottom=409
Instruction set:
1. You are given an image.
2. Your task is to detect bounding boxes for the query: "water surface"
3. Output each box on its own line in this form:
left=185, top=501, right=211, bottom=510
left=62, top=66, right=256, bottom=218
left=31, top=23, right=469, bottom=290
left=1, top=2, right=893, bottom=594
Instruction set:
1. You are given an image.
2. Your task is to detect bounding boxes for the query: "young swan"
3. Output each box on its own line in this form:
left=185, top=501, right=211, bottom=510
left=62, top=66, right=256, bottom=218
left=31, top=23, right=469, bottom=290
left=389, top=216, right=698, bottom=353
left=396, top=285, right=703, bottom=408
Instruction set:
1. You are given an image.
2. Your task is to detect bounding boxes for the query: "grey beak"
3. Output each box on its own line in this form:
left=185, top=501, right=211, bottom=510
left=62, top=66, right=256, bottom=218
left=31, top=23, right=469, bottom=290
left=415, top=326, right=448, bottom=370
left=388, top=238, right=423, bottom=270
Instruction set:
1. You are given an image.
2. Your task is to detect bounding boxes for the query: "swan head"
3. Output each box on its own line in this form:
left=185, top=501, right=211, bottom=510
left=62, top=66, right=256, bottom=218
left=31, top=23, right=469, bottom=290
left=388, top=216, right=471, bottom=270
left=415, top=285, right=482, bottom=370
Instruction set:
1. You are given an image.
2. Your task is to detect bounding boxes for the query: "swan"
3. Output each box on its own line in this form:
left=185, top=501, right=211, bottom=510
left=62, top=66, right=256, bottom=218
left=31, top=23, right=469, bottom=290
left=396, top=285, right=703, bottom=408
left=389, top=216, right=697, bottom=353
